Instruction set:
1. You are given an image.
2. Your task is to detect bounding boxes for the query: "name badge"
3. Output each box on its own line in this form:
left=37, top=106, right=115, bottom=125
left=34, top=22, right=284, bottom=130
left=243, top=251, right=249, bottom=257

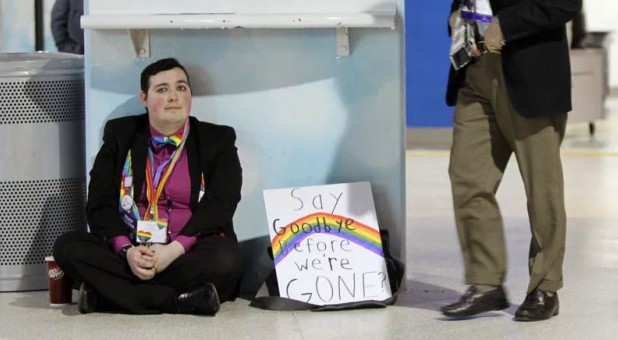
left=136, top=220, right=168, bottom=244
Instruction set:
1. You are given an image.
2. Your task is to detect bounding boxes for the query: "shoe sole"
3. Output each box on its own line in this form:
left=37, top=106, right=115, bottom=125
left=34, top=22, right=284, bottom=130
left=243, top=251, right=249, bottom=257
left=514, top=307, right=559, bottom=322
left=211, top=289, right=221, bottom=314
left=205, top=282, right=221, bottom=315
left=442, top=300, right=510, bottom=318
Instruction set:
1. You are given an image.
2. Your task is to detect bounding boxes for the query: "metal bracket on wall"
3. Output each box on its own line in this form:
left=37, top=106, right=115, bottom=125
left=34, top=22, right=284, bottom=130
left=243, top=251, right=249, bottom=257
left=336, top=28, right=350, bottom=57
left=128, top=29, right=150, bottom=58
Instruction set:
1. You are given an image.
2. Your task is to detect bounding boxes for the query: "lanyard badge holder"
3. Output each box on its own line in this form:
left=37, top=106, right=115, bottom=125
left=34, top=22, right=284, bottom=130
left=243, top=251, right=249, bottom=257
left=135, top=150, right=172, bottom=246
left=449, top=13, right=475, bottom=71
left=135, top=121, right=190, bottom=246
left=136, top=172, right=170, bottom=246
left=118, top=152, right=169, bottom=246
left=136, top=218, right=168, bottom=245
left=450, top=1, right=493, bottom=70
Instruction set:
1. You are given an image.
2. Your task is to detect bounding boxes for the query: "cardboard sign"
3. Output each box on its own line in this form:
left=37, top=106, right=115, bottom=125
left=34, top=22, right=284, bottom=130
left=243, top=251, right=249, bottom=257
left=263, top=182, right=391, bottom=305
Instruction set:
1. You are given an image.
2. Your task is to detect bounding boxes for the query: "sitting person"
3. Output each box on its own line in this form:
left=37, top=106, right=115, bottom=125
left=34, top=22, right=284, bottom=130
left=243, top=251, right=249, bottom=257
left=53, top=58, right=243, bottom=315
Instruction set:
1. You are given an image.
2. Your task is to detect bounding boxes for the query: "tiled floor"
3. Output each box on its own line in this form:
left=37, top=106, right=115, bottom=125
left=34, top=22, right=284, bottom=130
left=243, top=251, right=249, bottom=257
left=1, top=94, right=618, bottom=339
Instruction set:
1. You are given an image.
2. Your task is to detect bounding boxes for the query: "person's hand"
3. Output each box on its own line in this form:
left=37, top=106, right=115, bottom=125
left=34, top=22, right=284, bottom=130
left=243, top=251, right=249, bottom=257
left=449, top=10, right=460, bottom=33
left=470, top=42, right=481, bottom=58
left=126, top=245, right=156, bottom=281
left=150, top=241, right=185, bottom=274
left=485, top=16, right=504, bottom=54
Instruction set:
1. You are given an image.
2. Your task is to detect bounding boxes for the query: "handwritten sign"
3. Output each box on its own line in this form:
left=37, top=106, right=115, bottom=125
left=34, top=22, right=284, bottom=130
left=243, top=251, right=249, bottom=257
left=263, top=182, right=391, bottom=305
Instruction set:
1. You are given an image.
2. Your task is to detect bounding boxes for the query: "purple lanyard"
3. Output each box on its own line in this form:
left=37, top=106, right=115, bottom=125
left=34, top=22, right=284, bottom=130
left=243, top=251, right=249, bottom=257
left=461, top=11, right=493, bottom=23
left=462, top=0, right=493, bottom=23
left=148, top=147, right=177, bottom=189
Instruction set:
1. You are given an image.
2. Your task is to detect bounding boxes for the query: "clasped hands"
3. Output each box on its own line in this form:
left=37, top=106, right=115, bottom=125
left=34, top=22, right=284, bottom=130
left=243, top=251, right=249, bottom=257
left=126, top=241, right=185, bottom=280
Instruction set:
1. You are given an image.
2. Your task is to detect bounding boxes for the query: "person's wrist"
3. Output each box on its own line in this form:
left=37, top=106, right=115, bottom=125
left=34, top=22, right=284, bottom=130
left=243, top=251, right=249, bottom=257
left=120, top=244, right=133, bottom=261
left=171, top=241, right=185, bottom=257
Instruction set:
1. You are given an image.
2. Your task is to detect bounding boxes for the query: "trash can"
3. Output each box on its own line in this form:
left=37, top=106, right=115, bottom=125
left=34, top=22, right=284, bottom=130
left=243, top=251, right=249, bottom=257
left=0, top=52, right=86, bottom=291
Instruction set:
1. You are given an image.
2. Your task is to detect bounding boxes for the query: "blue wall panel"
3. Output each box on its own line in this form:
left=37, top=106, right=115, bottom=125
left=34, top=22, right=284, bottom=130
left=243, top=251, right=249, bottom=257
left=405, top=0, right=454, bottom=127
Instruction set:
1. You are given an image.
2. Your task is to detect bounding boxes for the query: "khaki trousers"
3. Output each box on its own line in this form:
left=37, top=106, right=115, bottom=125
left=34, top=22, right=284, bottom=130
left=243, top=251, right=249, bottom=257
left=449, top=53, right=567, bottom=294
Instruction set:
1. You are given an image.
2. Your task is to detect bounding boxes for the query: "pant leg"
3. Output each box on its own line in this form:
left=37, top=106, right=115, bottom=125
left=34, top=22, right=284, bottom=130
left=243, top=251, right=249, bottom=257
left=491, top=55, right=567, bottom=294
left=53, top=231, right=177, bottom=314
left=154, top=235, right=243, bottom=302
left=449, top=56, right=513, bottom=286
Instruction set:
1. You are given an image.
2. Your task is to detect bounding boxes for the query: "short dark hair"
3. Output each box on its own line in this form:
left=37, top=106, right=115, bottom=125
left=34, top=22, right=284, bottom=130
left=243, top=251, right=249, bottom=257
left=140, top=58, right=191, bottom=94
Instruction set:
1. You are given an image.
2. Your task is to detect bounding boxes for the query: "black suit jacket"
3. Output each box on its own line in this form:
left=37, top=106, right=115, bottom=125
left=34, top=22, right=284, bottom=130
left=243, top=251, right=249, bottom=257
left=86, top=114, right=242, bottom=241
left=447, top=0, right=582, bottom=117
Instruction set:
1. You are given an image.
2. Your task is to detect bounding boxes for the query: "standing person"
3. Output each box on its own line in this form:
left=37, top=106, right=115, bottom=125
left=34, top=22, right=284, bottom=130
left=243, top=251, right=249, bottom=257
left=51, top=0, right=84, bottom=54
left=53, top=58, right=243, bottom=315
left=441, top=0, right=582, bottom=321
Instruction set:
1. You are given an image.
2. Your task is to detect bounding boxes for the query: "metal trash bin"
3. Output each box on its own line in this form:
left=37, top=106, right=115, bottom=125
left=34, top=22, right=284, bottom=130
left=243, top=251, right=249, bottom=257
left=0, top=52, right=86, bottom=291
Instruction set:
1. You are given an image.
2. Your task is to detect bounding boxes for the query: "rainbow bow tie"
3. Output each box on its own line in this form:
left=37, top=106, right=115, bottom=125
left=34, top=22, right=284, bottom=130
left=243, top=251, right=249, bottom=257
left=151, top=135, right=182, bottom=149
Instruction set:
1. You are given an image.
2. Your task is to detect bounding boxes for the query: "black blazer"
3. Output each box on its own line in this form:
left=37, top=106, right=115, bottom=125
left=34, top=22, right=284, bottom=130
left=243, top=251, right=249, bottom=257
left=86, top=114, right=242, bottom=241
left=447, top=0, right=583, bottom=117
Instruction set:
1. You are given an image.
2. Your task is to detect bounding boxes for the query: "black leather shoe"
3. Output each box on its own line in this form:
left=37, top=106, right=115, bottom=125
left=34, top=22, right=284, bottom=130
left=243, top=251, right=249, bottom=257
left=441, top=286, right=510, bottom=318
left=78, top=282, right=99, bottom=314
left=514, top=289, right=559, bottom=321
left=176, top=282, right=220, bottom=315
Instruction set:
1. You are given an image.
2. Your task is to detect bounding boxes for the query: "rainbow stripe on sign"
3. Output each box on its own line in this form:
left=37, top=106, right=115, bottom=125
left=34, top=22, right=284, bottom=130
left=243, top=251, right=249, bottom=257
left=271, top=212, right=383, bottom=265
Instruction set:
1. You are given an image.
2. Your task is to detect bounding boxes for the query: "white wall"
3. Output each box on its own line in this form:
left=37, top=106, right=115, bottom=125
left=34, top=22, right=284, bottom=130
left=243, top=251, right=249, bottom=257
left=44, top=0, right=58, bottom=52
left=0, top=0, right=58, bottom=52
left=585, top=0, right=618, bottom=87
left=0, top=0, right=34, bottom=52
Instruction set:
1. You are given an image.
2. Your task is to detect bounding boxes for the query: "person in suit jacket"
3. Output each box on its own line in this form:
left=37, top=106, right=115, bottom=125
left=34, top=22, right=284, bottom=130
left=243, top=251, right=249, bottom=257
left=53, top=58, right=243, bottom=315
left=441, top=0, right=582, bottom=321
left=51, top=0, right=84, bottom=54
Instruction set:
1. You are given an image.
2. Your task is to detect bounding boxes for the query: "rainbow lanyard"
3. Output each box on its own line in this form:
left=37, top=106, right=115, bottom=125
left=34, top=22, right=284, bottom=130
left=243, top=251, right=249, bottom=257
left=143, top=120, right=190, bottom=222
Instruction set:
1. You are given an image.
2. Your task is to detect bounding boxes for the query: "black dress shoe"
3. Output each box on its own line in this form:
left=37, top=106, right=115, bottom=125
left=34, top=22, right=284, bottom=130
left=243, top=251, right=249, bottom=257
left=514, top=289, right=559, bottom=321
left=441, top=286, right=510, bottom=318
left=78, top=282, right=100, bottom=314
left=176, top=282, right=220, bottom=315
